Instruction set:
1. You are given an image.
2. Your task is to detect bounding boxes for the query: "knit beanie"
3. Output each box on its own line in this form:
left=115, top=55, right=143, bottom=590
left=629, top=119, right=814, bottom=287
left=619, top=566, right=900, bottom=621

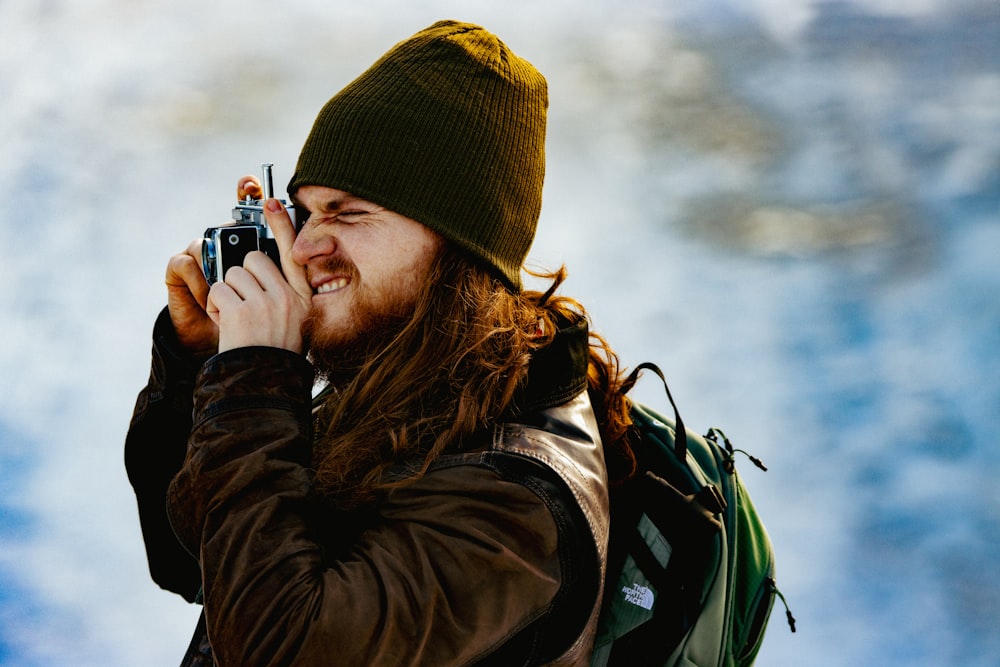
left=288, top=20, right=548, bottom=291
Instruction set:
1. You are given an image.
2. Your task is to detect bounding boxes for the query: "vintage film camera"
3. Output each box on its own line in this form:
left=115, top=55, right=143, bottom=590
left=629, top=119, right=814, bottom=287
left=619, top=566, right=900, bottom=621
left=201, top=163, right=295, bottom=285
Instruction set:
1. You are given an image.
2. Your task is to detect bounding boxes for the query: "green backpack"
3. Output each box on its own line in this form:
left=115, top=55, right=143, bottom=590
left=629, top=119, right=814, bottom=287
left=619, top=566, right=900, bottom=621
left=590, top=363, right=795, bottom=667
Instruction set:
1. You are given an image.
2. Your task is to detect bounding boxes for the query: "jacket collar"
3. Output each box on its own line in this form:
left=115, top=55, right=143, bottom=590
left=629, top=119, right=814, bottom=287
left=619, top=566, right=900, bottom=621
left=508, top=315, right=590, bottom=418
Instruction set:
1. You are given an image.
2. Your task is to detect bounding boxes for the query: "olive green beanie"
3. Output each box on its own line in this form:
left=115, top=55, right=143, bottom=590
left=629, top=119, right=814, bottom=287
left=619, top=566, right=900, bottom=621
left=288, top=20, right=548, bottom=291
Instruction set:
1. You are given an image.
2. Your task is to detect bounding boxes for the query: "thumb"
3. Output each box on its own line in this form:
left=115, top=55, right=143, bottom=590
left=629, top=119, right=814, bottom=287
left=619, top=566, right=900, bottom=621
left=264, top=198, right=312, bottom=302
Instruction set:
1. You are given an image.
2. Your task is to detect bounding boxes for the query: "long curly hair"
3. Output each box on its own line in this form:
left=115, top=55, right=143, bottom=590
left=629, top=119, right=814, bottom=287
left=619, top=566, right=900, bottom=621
left=311, top=245, right=636, bottom=509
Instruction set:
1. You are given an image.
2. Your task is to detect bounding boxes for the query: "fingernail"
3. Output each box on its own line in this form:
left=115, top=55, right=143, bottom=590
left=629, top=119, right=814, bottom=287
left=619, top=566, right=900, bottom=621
left=266, top=199, right=283, bottom=212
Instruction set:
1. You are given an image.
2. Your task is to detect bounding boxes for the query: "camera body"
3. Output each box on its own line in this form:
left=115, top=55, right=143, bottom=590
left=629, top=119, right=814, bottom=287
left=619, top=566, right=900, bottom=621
left=201, top=163, right=295, bottom=285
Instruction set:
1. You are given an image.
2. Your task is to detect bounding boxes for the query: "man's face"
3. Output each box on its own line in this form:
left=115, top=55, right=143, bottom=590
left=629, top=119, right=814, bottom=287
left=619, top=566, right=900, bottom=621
left=290, top=185, right=443, bottom=364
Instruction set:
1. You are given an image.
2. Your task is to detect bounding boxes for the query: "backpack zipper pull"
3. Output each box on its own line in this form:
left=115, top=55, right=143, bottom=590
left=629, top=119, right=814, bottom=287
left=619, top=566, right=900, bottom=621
left=706, top=428, right=768, bottom=472
left=732, top=448, right=768, bottom=472
left=767, top=578, right=797, bottom=633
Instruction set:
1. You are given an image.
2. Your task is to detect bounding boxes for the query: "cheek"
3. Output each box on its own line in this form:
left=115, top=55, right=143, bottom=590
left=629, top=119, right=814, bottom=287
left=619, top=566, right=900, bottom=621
left=401, top=239, right=442, bottom=290
left=379, top=231, right=440, bottom=278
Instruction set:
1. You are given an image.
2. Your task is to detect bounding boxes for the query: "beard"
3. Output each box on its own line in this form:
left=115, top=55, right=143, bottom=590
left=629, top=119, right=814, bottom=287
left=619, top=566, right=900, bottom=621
left=304, top=305, right=409, bottom=381
left=302, top=260, right=422, bottom=382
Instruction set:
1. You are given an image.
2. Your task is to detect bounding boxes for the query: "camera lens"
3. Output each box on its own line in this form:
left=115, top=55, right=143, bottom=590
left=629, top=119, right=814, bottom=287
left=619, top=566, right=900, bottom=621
left=202, top=238, right=218, bottom=284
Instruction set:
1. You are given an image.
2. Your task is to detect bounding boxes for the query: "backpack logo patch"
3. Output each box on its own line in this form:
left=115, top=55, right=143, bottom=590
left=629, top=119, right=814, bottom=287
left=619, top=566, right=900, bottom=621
left=622, top=582, right=655, bottom=610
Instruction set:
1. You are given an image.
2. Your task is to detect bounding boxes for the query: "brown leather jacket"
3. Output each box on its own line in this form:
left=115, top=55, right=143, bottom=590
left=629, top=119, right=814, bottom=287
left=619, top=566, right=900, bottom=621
left=126, top=308, right=609, bottom=666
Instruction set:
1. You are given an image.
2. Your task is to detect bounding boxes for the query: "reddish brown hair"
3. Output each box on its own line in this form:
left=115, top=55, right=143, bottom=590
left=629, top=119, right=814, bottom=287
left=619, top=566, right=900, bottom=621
left=311, top=246, right=634, bottom=508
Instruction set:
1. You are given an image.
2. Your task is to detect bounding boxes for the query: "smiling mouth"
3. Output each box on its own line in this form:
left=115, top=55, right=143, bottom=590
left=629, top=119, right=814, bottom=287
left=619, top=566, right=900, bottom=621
left=316, top=277, right=349, bottom=295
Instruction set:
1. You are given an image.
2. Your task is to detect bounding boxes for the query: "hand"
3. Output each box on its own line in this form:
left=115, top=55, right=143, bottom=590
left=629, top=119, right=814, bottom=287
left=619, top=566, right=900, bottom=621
left=165, top=238, right=219, bottom=357
left=206, top=178, right=313, bottom=354
left=236, top=175, right=263, bottom=201
left=164, top=179, right=263, bottom=355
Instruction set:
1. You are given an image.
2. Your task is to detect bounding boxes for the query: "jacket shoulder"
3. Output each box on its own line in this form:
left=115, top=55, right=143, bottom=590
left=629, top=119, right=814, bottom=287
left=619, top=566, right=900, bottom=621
left=424, top=389, right=609, bottom=665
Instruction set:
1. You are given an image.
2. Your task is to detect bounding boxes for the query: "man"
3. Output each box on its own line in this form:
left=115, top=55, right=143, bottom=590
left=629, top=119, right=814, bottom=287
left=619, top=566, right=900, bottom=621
left=126, top=20, right=634, bottom=666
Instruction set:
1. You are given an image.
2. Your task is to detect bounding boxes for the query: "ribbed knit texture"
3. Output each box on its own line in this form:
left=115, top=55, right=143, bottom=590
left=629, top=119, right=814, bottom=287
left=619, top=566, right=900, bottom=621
left=288, top=20, right=548, bottom=291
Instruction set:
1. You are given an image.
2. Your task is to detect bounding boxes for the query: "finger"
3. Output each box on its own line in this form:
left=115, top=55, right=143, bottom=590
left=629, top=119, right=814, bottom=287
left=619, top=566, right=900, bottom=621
left=263, top=198, right=312, bottom=300
left=166, top=240, right=210, bottom=309
left=183, top=236, right=204, bottom=262
left=220, top=265, right=261, bottom=300
left=237, top=175, right=263, bottom=200
left=205, top=290, right=221, bottom=326
left=242, top=250, right=288, bottom=292
left=208, top=280, right=243, bottom=316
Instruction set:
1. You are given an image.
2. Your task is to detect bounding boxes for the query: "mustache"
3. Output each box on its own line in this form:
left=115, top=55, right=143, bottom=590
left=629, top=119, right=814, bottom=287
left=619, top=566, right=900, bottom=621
left=306, top=256, right=358, bottom=284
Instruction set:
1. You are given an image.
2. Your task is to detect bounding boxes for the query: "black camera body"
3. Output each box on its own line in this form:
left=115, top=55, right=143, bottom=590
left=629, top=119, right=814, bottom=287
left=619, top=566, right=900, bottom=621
left=201, top=163, right=295, bottom=285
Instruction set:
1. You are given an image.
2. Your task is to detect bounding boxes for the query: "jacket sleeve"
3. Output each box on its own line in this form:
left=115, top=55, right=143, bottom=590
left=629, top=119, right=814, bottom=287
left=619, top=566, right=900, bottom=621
left=124, top=307, right=207, bottom=602
left=166, top=347, right=565, bottom=667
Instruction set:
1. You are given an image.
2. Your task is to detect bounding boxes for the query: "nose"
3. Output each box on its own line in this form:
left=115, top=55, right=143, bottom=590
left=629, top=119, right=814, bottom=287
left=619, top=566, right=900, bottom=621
left=291, top=220, right=337, bottom=265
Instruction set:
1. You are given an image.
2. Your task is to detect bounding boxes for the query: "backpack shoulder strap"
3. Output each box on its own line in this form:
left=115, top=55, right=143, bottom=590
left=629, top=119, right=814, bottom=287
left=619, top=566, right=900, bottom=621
left=626, top=362, right=687, bottom=461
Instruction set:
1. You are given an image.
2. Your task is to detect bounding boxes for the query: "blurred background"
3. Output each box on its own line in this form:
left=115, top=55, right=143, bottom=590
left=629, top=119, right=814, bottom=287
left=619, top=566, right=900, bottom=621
left=1, top=0, right=997, bottom=664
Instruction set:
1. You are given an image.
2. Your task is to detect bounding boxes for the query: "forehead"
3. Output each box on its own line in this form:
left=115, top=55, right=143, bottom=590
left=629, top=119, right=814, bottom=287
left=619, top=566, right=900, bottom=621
left=292, top=185, right=373, bottom=210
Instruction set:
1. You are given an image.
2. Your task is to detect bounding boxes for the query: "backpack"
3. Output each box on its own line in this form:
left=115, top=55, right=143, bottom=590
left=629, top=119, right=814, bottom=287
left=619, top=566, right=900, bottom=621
left=590, top=363, right=795, bottom=667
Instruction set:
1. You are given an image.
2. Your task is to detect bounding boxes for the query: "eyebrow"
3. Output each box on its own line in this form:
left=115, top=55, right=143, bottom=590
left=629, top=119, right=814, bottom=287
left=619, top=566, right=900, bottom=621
left=291, top=194, right=372, bottom=214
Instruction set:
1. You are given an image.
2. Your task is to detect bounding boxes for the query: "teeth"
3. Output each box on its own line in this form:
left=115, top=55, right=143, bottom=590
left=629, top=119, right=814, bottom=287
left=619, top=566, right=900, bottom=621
left=316, top=278, right=349, bottom=294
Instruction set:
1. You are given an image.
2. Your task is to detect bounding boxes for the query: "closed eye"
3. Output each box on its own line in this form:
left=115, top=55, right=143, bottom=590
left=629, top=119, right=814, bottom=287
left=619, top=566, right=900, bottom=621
left=293, top=207, right=366, bottom=227
left=337, top=211, right=367, bottom=222
left=293, top=205, right=310, bottom=228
